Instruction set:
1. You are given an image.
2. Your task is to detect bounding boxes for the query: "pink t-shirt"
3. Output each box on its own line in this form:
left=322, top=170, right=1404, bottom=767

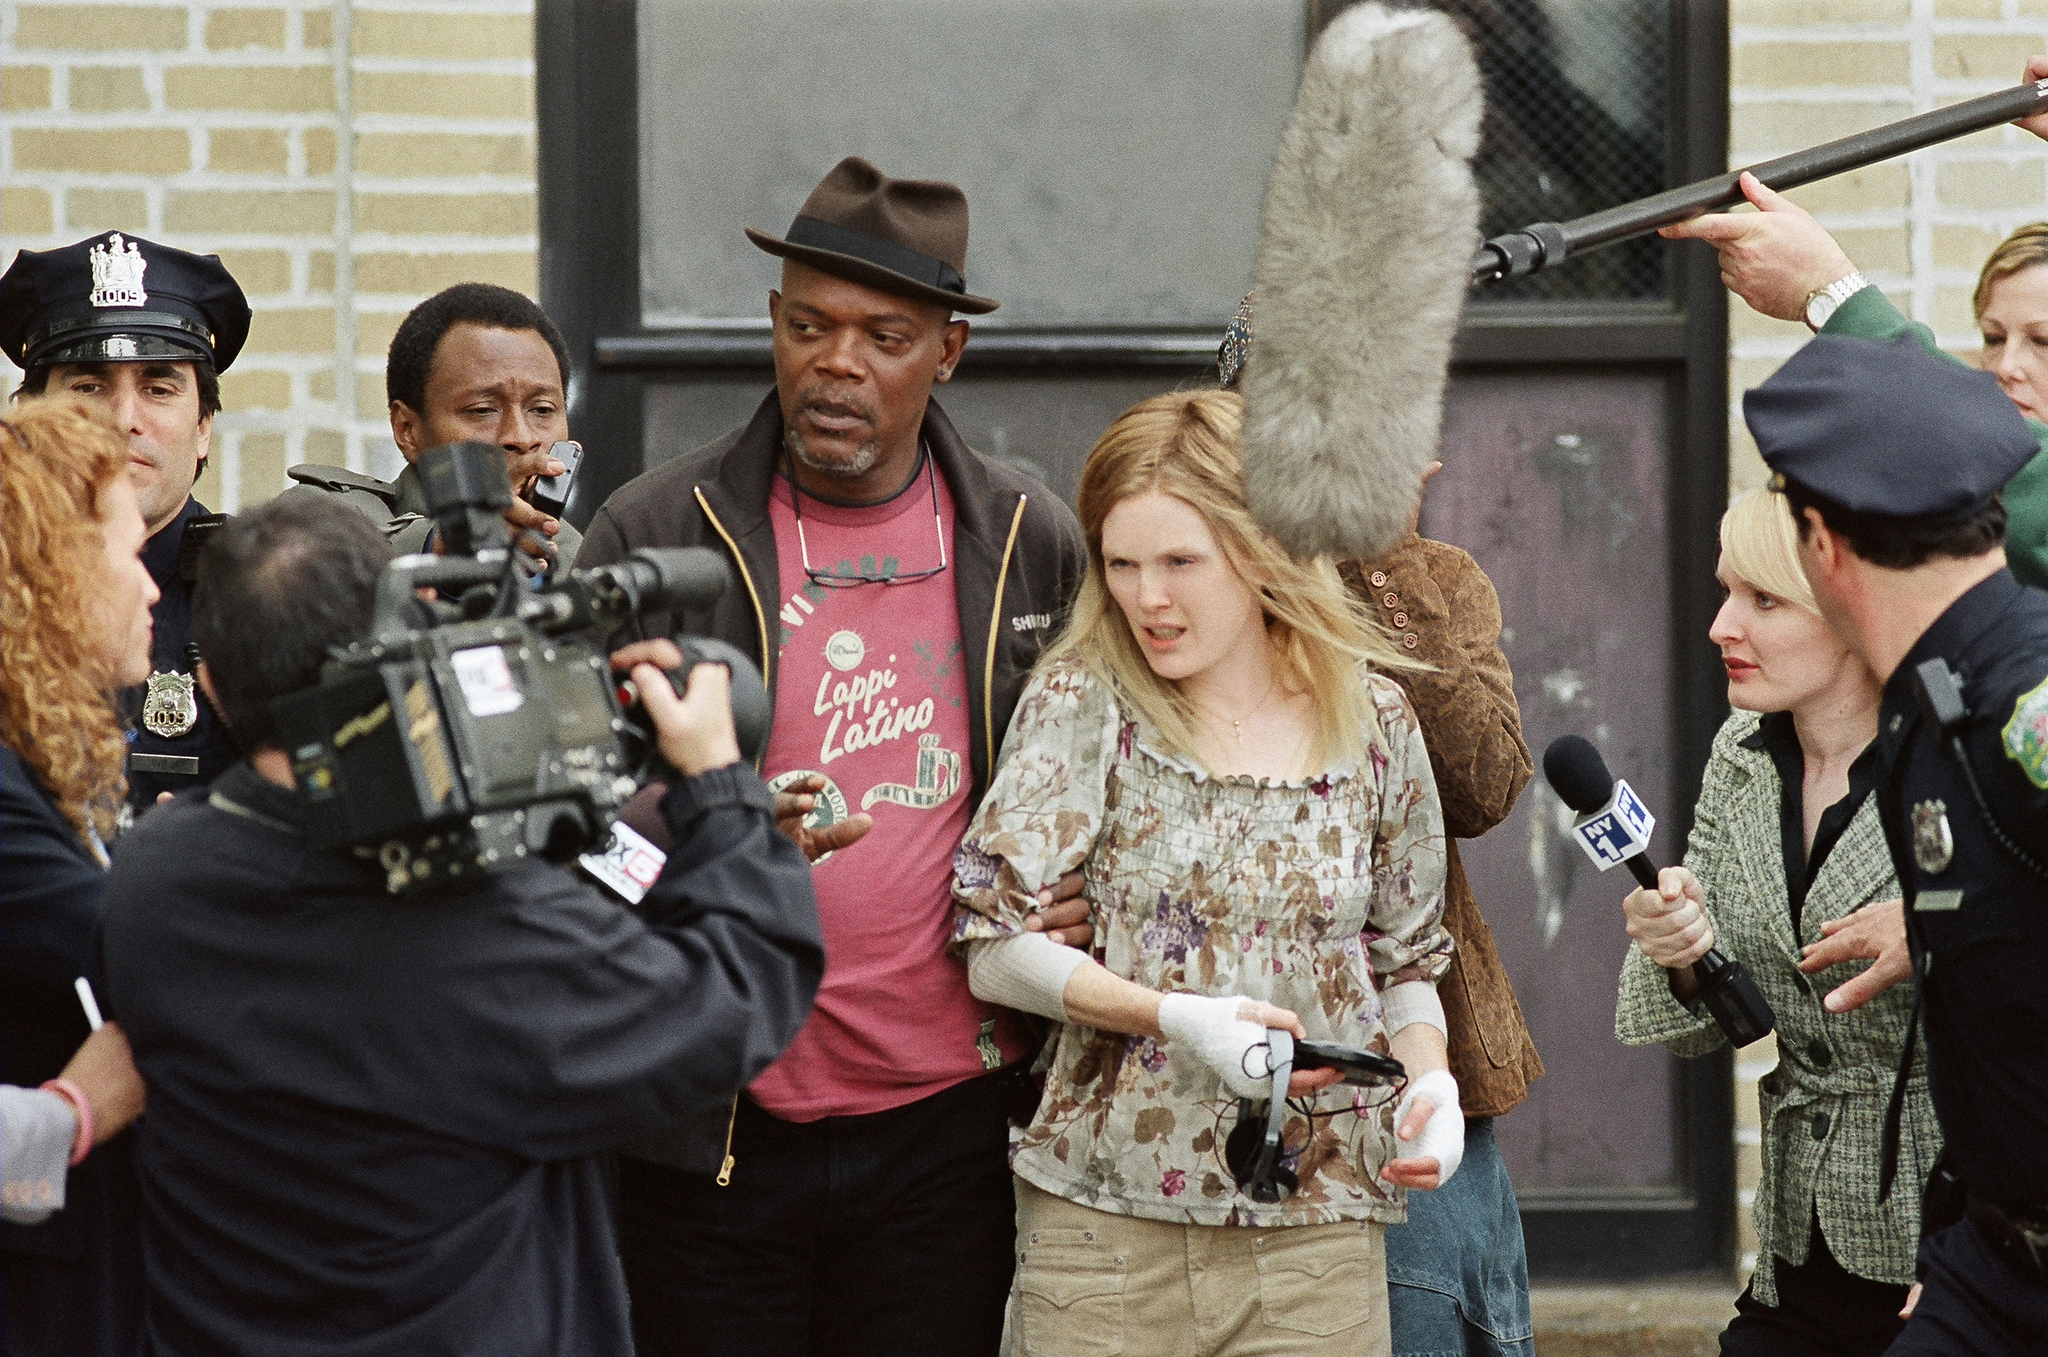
left=749, top=464, right=1024, bottom=1121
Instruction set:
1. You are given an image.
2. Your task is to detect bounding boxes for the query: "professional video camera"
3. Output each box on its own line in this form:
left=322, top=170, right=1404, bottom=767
left=272, top=441, right=769, bottom=895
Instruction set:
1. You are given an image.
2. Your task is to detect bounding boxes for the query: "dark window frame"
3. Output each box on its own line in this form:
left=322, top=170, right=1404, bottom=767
left=537, top=0, right=1731, bottom=1279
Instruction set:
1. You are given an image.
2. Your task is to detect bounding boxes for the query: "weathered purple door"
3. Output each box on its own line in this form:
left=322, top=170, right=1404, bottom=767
left=1428, top=372, right=1680, bottom=1197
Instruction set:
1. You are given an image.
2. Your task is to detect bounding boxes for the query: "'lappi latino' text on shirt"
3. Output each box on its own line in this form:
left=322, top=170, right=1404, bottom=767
left=749, top=462, right=1023, bottom=1120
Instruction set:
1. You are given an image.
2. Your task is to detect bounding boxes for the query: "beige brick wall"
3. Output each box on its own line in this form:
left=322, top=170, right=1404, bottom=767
left=0, top=0, right=537, bottom=510
left=1730, top=0, right=2048, bottom=495
left=1727, top=0, right=2048, bottom=1279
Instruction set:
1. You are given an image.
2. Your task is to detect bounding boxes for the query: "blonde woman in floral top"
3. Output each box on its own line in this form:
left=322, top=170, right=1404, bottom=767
left=950, top=390, right=1459, bottom=1357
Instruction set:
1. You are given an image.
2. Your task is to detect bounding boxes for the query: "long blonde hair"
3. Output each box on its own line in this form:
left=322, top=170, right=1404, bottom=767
left=1, top=399, right=134, bottom=846
left=1043, top=389, right=1418, bottom=771
left=1721, top=488, right=1817, bottom=615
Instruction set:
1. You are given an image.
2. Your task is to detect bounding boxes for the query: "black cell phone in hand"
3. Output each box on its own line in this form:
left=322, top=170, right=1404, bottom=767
left=1292, top=1040, right=1405, bottom=1087
left=529, top=441, right=582, bottom=518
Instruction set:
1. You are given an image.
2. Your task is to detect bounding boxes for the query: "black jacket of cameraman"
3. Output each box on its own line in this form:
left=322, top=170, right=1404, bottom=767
left=98, top=760, right=823, bottom=1357
left=576, top=392, right=1086, bottom=809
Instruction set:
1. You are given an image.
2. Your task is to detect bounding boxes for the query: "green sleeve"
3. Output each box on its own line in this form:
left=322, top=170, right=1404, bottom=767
left=2004, top=451, right=2048, bottom=590
left=1819, top=289, right=2048, bottom=590
left=1819, top=285, right=1936, bottom=350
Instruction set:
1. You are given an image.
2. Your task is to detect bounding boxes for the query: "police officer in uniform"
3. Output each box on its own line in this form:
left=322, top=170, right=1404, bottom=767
left=1748, top=333, right=2048, bottom=1355
left=1, top=233, right=250, bottom=810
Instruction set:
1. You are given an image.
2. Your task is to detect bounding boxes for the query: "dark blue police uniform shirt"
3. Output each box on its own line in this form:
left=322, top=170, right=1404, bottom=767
left=1874, top=568, right=2048, bottom=1210
left=124, top=496, right=236, bottom=808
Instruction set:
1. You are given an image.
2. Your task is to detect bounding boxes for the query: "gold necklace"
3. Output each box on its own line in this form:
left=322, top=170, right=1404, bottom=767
left=1200, top=671, right=1282, bottom=743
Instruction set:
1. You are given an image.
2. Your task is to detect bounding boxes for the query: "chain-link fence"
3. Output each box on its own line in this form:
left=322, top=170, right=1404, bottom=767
left=1349, top=0, right=1671, bottom=303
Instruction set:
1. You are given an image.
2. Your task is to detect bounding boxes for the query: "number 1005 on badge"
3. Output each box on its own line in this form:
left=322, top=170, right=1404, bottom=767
left=1568, top=779, right=1656, bottom=871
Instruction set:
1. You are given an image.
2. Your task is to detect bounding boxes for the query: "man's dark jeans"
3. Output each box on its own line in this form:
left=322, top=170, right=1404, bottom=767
left=617, top=1071, right=1016, bottom=1357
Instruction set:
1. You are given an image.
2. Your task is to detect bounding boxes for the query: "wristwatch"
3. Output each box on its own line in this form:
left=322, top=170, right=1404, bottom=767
left=1804, top=271, right=1870, bottom=331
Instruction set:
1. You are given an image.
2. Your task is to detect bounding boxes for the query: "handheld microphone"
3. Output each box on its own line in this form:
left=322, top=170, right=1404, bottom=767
left=1542, top=735, right=1775, bottom=1048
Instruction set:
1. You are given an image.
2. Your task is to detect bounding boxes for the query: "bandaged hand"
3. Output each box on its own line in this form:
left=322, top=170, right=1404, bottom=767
left=1383, top=1068, right=1463, bottom=1190
left=1157, top=993, right=1294, bottom=1099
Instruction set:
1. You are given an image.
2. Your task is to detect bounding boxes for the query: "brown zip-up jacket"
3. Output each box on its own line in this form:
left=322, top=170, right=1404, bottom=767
left=575, top=391, right=1086, bottom=1174
left=1345, top=534, right=1545, bottom=1118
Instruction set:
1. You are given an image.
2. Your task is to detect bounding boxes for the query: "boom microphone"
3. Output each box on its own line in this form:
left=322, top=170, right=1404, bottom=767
left=1543, top=735, right=1775, bottom=1048
left=1237, top=2, right=1480, bottom=561
left=1475, top=79, right=2048, bottom=285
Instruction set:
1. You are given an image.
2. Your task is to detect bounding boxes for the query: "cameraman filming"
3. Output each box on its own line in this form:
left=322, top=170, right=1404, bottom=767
left=98, top=495, right=824, bottom=1356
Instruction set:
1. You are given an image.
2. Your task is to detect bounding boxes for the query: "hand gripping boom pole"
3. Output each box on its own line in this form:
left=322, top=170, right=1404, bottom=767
left=1473, top=79, right=2048, bottom=285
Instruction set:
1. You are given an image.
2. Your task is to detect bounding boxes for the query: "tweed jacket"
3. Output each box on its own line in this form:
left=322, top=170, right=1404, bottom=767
left=1346, top=535, right=1544, bottom=1117
left=1615, top=710, right=1938, bottom=1305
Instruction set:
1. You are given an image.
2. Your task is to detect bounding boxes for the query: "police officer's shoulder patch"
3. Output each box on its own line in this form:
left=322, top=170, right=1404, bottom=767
left=2003, top=672, right=2048, bottom=790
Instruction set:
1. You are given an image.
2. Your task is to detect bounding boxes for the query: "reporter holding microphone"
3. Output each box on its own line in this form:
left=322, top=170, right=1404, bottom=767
left=1613, top=491, right=1931, bottom=1357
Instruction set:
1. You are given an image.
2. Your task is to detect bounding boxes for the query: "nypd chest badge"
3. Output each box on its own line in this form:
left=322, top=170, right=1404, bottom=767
left=142, top=670, right=199, bottom=738
left=1912, top=799, right=1953, bottom=875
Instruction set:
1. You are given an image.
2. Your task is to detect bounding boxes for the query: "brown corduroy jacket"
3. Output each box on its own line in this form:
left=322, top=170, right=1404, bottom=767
left=1345, top=535, right=1545, bottom=1118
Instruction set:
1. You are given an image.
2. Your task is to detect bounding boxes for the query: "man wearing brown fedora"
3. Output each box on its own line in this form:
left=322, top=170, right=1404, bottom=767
left=576, top=157, right=1087, bottom=1357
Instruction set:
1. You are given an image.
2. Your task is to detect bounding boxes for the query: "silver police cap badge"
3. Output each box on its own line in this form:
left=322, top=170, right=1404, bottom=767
left=1912, top=799, right=1954, bottom=875
left=142, top=670, right=198, bottom=739
left=88, top=233, right=148, bottom=308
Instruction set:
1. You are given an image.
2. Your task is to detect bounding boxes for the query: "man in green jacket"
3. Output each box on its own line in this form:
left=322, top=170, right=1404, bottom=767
left=1663, top=169, right=2048, bottom=591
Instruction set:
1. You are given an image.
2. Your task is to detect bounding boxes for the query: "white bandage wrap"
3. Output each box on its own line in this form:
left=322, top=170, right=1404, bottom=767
left=965, top=932, right=1089, bottom=1023
left=1391, top=1068, right=1465, bottom=1185
left=1157, top=992, right=1275, bottom=1099
left=1379, top=980, right=1447, bottom=1041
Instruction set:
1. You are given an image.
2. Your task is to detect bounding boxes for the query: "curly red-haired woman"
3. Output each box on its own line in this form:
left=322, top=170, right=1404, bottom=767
left=2, top=398, right=155, bottom=1356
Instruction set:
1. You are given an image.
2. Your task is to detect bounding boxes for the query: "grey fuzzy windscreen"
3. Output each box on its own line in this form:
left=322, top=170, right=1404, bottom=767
left=1239, top=3, right=1481, bottom=561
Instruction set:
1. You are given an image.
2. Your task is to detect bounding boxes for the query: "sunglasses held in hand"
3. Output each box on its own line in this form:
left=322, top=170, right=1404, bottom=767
left=1222, top=1033, right=1406, bottom=1203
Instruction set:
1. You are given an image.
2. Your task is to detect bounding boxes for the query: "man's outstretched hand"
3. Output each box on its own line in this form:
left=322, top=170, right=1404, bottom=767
left=772, top=772, right=873, bottom=862
left=768, top=784, right=1095, bottom=951
left=1660, top=172, right=1857, bottom=323
left=1666, top=58, right=2048, bottom=320
left=1799, top=898, right=1911, bottom=1013
left=2021, top=56, right=2048, bottom=140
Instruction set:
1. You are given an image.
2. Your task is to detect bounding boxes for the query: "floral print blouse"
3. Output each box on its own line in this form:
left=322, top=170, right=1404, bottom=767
left=952, top=657, right=1451, bottom=1228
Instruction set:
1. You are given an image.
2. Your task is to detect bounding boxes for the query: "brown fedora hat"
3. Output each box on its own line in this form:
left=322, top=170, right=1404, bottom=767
left=746, top=156, right=999, bottom=315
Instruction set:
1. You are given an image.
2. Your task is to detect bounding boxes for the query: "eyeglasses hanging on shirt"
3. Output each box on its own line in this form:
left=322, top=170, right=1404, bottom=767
left=784, top=441, right=949, bottom=588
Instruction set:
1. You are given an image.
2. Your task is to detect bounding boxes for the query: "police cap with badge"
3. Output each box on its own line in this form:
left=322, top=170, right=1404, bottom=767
left=1751, top=334, right=2048, bottom=1293
left=1, top=231, right=249, bottom=376
left=1745, top=332, right=2048, bottom=855
left=1744, top=332, right=2037, bottom=522
left=3, top=234, right=253, bottom=808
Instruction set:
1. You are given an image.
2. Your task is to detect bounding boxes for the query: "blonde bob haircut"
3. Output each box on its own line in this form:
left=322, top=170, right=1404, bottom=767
left=1721, top=488, right=1817, bottom=615
left=1041, top=388, right=1419, bottom=772
left=1972, top=222, right=2048, bottom=321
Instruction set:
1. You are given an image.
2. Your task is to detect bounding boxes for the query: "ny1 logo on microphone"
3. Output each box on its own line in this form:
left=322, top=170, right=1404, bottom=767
left=1569, top=779, right=1656, bottom=871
